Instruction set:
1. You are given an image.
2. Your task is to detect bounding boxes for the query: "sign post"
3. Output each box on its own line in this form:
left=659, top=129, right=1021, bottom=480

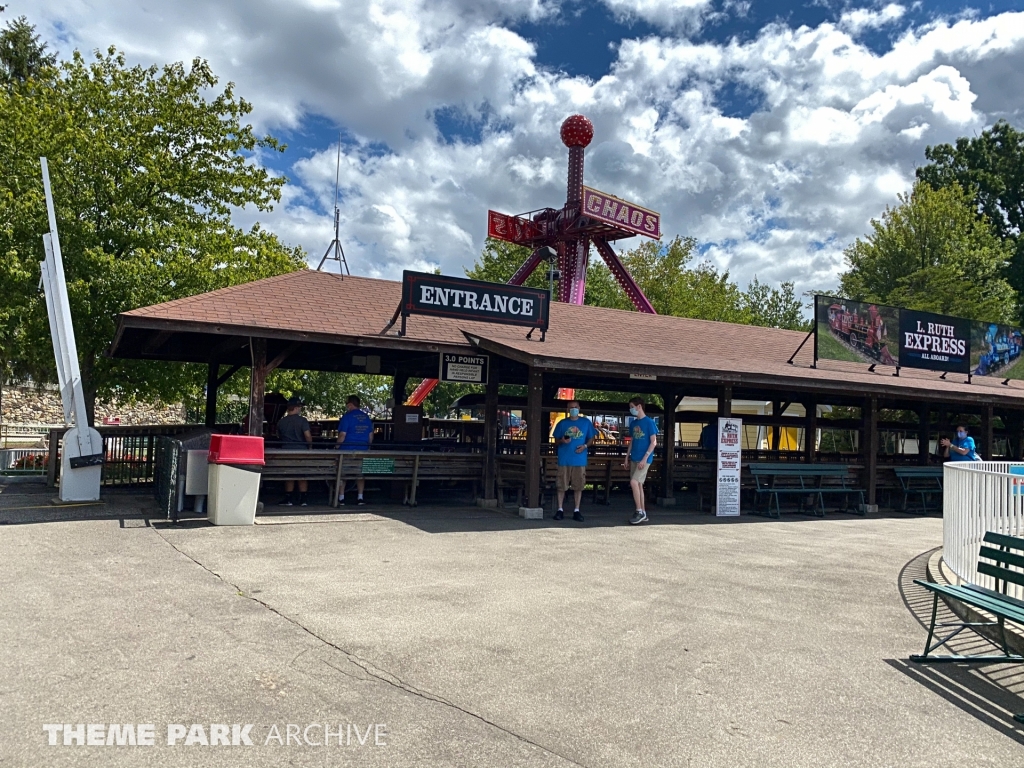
left=716, top=417, right=742, bottom=517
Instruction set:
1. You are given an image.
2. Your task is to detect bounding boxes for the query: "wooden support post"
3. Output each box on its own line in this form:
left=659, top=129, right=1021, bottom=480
left=804, top=399, right=817, bottom=464
left=771, top=400, right=782, bottom=451
left=205, top=363, right=219, bottom=427
left=524, top=367, right=543, bottom=509
left=917, top=404, right=930, bottom=466
left=392, top=373, right=409, bottom=407
left=660, top=388, right=679, bottom=503
left=483, top=370, right=500, bottom=501
left=248, top=338, right=267, bottom=437
left=864, top=397, right=878, bottom=508
left=718, top=385, right=732, bottom=418
left=981, top=405, right=994, bottom=460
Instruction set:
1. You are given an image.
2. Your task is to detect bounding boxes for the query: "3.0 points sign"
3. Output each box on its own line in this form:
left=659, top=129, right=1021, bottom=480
left=439, top=353, right=489, bottom=384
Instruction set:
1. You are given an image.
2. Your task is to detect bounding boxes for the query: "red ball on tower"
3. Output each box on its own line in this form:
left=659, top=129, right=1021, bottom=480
left=560, top=114, right=594, bottom=148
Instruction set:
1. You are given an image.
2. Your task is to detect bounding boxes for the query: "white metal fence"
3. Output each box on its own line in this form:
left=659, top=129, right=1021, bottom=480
left=0, top=448, right=49, bottom=472
left=944, top=462, right=1024, bottom=600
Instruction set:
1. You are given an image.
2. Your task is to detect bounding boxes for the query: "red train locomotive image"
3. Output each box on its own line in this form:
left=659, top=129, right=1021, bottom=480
left=818, top=298, right=899, bottom=366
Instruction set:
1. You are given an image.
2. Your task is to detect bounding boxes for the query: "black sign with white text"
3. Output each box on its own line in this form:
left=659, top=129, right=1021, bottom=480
left=898, top=309, right=971, bottom=373
left=402, top=271, right=549, bottom=331
left=439, top=353, right=490, bottom=384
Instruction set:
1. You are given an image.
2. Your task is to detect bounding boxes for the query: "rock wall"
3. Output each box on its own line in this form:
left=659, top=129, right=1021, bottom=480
left=1, top=384, right=186, bottom=427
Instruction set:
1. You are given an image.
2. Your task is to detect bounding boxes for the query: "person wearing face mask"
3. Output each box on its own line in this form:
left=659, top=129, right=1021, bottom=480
left=551, top=401, right=596, bottom=521
left=622, top=396, right=658, bottom=525
left=940, top=425, right=980, bottom=461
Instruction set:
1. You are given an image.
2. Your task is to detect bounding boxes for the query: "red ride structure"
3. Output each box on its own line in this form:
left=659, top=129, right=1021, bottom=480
left=406, top=114, right=661, bottom=406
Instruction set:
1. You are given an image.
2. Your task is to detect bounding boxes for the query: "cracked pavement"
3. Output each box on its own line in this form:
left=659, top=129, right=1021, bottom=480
left=2, top=484, right=1022, bottom=766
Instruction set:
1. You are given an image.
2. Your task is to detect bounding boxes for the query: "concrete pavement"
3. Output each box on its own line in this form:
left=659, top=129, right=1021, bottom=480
left=1, top=481, right=1021, bottom=766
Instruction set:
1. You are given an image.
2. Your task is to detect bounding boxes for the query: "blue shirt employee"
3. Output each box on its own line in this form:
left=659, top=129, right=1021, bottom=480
left=335, top=395, right=373, bottom=505
left=941, top=425, right=978, bottom=461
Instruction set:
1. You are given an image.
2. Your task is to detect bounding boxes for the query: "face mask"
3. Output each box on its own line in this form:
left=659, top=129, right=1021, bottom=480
left=569, top=408, right=579, bottom=417
left=957, top=431, right=966, bottom=439
left=629, top=407, right=639, bottom=417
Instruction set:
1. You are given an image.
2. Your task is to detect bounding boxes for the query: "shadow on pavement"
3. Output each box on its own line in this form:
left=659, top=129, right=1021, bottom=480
left=892, top=547, right=1024, bottom=743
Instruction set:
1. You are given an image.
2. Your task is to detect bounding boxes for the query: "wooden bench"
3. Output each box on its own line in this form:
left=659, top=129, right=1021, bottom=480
left=912, top=531, right=1024, bottom=668
left=749, top=463, right=864, bottom=518
left=262, top=449, right=345, bottom=501
left=263, top=450, right=484, bottom=507
left=893, top=466, right=943, bottom=514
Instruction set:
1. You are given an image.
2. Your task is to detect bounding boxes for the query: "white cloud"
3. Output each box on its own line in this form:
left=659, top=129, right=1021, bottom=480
left=13, top=1, right=1024, bottom=299
left=600, top=0, right=713, bottom=32
left=839, top=3, right=906, bottom=35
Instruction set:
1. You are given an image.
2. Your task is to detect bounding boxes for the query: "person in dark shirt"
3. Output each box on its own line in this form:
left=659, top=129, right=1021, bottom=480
left=277, top=396, right=312, bottom=506
left=336, top=395, right=374, bottom=505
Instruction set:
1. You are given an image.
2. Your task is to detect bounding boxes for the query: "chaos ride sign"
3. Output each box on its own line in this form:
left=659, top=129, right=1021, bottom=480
left=392, top=271, right=550, bottom=337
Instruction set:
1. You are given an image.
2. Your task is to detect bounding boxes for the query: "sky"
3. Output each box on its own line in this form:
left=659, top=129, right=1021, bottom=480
left=13, top=0, right=1024, bottom=299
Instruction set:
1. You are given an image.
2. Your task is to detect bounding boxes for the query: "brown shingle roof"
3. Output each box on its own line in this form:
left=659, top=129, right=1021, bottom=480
left=117, top=269, right=1024, bottom=407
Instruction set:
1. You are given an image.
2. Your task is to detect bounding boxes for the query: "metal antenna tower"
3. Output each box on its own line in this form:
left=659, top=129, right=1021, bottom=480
left=316, top=136, right=350, bottom=275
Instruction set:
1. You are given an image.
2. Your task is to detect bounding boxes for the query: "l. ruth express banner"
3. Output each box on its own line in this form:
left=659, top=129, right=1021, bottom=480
left=814, top=295, right=1023, bottom=378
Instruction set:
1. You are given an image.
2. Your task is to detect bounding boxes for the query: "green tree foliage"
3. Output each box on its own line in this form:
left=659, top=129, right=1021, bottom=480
left=0, top=40, right=304, bottom=423
left=838, top=181, right=1014, bottom=322
left=0, top=13, right=56, bottom=86
left=917, top=120, right=1024, bottom=318
left=466, top=235, right=807, bottom=330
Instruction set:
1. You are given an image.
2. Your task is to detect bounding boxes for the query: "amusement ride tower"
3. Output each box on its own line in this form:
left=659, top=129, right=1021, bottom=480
left=406, top=114, right=660, bottom=405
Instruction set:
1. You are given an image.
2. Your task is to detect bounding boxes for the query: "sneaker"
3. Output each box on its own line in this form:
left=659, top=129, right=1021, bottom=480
left=278, top=500, right=293, bottom=507
left=553, top=509, right=564, bottom=520
left=357, top=498, right=365, bottom=506
left=338, top=498, right=346, bottom=506
left=628, top=510, right=648, bottom=525
left=300, top=500, right=308, bottom=507
left=573, top=510, right=584, bottom=522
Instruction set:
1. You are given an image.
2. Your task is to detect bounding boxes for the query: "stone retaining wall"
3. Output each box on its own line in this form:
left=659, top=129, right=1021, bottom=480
left=1, top=384, right=186, bottom=427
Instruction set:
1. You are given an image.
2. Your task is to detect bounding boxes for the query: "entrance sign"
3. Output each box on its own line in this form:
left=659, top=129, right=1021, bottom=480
left=716, top=417, right=742, bottom=517
left=582, top=186, right=661, bottom=239
left=440, top=353, right=489, bottom=384
left=396, top=271, right=550, bottom=336
left=898, top=310, right=970, bottom=374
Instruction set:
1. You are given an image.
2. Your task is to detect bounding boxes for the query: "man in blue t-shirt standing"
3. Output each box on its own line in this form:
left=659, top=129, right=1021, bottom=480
left=336, top=395, right=374, bottom=505
left=551, top=401, right=596, bottom=521
left=941, top=424, right=980, bottom=461
left=622, top=396, right=658, bottom=525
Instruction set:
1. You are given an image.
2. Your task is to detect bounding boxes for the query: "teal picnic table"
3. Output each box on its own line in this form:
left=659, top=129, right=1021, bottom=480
left=749, top=462, right=865, bottom=519
left=893, top=466, right=943, bottom=514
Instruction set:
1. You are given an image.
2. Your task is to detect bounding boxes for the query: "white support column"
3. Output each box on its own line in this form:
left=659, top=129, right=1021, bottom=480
left=40, top=157, right=103, bottom=501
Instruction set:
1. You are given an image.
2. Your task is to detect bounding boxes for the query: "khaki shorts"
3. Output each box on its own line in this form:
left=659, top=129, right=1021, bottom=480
left=630, top=460, right=650, bottom=484
left=556, top=465, right=586, bottom=492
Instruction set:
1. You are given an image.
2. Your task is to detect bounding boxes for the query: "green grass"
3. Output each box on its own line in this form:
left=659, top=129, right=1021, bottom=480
left=815, top=325, right=871, bottom=364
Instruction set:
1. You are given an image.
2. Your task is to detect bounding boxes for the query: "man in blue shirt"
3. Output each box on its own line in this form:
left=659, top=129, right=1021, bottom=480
left=621, top=396, right=658, bottom=525
left=336, top=395, right=374, bottom=505
left=941, top=425, right=979, bottom=461
left=551, top=401, right=596, bottom=521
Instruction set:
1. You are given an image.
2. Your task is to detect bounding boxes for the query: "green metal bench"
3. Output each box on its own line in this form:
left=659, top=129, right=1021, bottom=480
left=749, top=463, right=864, bottom=518
left=912, top=531, right=1024, bottom=672
left=893, top=466, right=943, bottom=514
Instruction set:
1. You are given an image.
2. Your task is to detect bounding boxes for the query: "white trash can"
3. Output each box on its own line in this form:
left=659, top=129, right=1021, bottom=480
left=206, top=435, right=264, bottom=526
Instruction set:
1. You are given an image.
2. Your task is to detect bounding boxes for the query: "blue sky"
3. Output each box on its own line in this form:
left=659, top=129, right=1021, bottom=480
left=15, top=0, right=1024, bottom=297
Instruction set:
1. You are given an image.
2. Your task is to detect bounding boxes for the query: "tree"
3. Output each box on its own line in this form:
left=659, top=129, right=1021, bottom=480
left=838, top=181, right=1014, bottom=322
left=0, top=42, right=305, bottom=424
left=465, top=235, right=808, bottom=329
left=0, top=13, right=56, bottom=86
left=917, top=121, right=1024, bottom=319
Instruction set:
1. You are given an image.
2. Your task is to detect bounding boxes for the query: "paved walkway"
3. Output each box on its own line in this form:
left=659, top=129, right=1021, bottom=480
left=1, top=480, right=1021, bottom=766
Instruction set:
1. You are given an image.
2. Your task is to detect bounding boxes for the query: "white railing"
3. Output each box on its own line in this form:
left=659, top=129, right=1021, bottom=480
left=0, top=448, right=49, bottom=472
left=944, top=462, right=1024, bottom=600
